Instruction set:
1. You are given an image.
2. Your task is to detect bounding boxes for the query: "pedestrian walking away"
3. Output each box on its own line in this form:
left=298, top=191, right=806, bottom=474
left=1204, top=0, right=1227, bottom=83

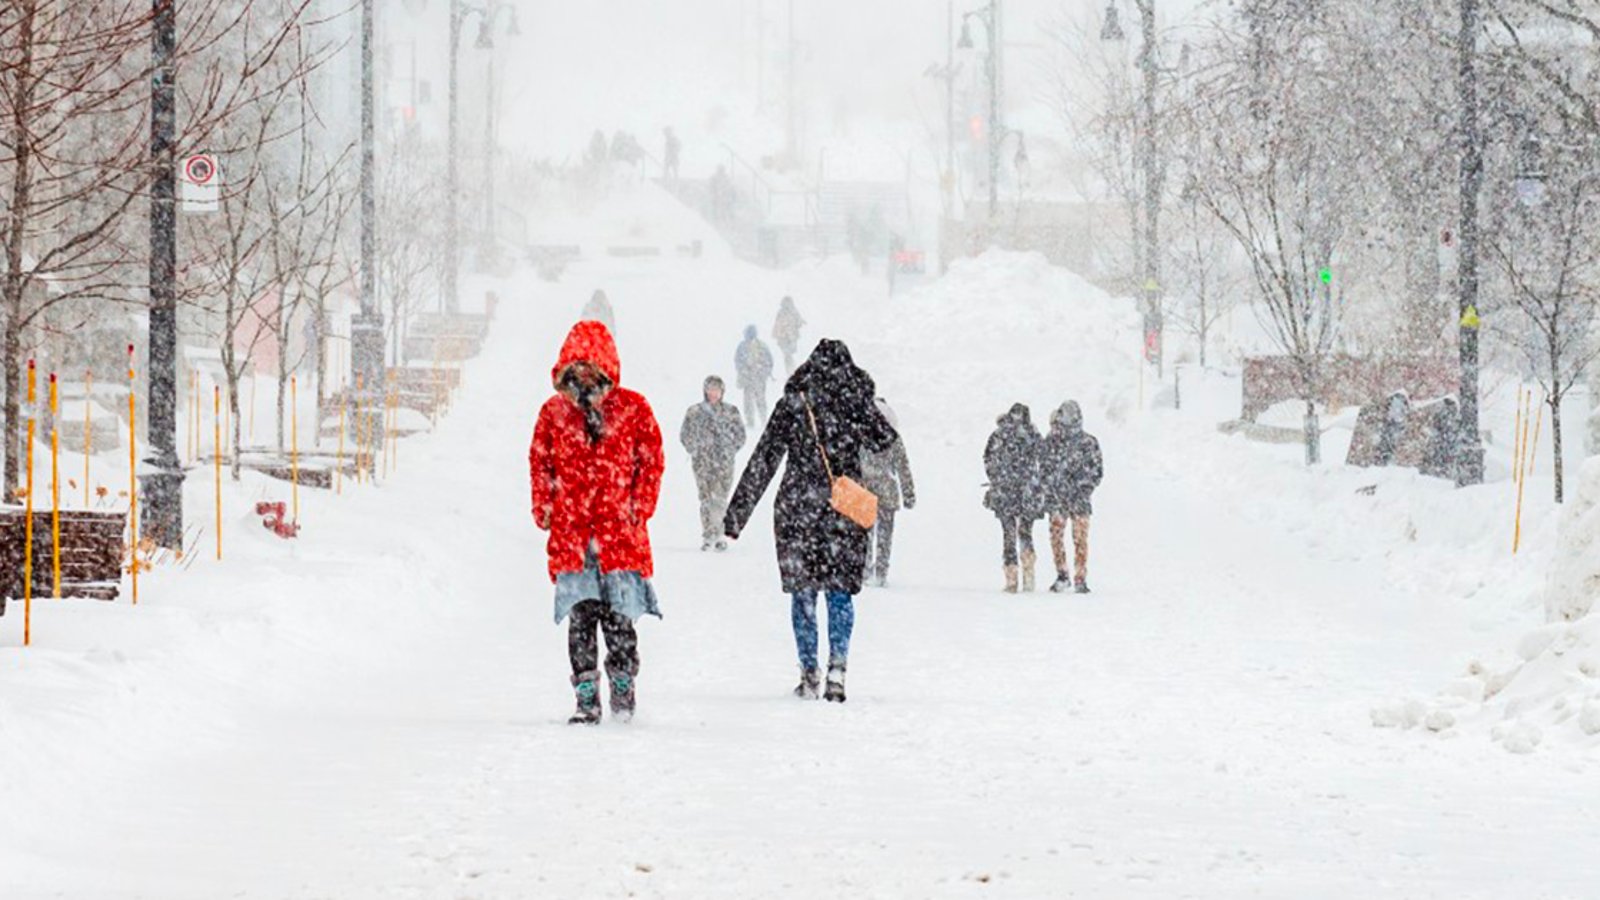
left=734, top=324, right=775, bottom=429
left=581, top=288, right=616, bottom=332
left=529, top=321, right=665, bottom=725
left=1040, top=400, right=1103, bottom=594
left=724, top=339, right=897, bottom=703
left=860, top=397, right=915, bottom=588
left=773, top=296, right=805, bottom=374
left=662, top=126, right=681, bottom=183
left=984, top=403, right=1045, bottom=593
left=680, top=375, right=745, bottom=551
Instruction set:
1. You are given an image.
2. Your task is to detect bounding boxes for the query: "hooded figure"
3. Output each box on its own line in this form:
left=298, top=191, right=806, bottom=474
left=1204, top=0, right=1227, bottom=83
left=724, top=339, right=897, bottom=703
left=859, top=398, right=915, bottom=587
left=984, top=403, right=1044, bottom=593
left=773, top=296, right=805, bottom=373
left=581, top=289, right=616, bottom=332
left=680, top=375, right=746, bottom=550
left=1040, top=400, right=1103, bottom=594
left=734, top=324, right=775, bottom=428
left=529, top=320, right=665, bottom=724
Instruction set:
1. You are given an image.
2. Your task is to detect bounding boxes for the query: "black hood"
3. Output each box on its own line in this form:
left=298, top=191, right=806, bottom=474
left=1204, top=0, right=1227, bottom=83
left=787, top=339, right=873, bottom=402
left=997, top=402, right=1033, bottom=428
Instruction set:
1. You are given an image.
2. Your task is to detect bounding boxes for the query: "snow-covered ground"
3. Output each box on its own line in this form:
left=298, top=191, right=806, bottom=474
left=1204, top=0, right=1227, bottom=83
left=2, top=185, right=1596, bottom=898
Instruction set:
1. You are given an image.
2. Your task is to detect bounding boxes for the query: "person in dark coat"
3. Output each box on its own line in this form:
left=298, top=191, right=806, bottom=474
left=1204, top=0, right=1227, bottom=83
left=680, top=375, right=745, bottom=551
left=984, top=403, right=1044, bottom=593
left=724, top=339, right=897, bottom=703
left=734, top=325, right=775, bottom=428
left=1040, top=400, right=1103, bottom=594
left=859, top=397, right=915, bottom=587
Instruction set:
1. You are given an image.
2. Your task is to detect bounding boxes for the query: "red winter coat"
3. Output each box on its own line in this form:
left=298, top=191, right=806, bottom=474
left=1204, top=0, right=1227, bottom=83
left=529, top=321, right=665, bottom=580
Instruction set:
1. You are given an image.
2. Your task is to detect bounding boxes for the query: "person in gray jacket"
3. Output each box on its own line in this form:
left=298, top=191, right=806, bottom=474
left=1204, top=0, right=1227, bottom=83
left=680, top=375, right=746, bottom=551
left=860, top=398, right=915, bottom=587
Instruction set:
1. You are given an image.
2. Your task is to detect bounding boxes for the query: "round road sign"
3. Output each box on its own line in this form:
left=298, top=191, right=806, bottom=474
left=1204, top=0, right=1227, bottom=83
left=185, top=155, right=217, bottom=186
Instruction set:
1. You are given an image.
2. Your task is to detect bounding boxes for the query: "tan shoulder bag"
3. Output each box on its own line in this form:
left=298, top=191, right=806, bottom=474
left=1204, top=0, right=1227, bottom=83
left=803, top=395, right=879, bottom=530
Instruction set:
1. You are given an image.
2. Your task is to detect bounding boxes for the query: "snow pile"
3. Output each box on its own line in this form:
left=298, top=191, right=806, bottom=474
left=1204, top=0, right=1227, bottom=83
left=1372, top=458, right=1600, bottom=754
left=867, top=249, right=1141, bottom=434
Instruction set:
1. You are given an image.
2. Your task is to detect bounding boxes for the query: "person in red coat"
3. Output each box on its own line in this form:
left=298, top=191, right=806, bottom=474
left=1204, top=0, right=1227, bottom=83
left=530, top=320, right=665, bottom=725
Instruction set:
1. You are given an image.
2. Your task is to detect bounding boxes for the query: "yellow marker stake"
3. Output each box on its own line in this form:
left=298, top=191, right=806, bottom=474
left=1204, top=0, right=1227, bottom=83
left=50, top=373, right=60, bottom=599
left=335, top=395, right=346, bottom=495
left=1514, top=394, right=1533, bottom=554
left=290, top=375, right=300, bottom=525
left=128, top=347, right=138, bottom=606
left=357, top=375, right=368, bottom=484
left=84, top=370, right=92, bottom=507
left=23, top=361, right=35, bottom=645
left=1511, top=389, right=1525, bottom=493
left=1527, top=396, right=1545, bottom=480
left=214, top=386, right=222, bottom=561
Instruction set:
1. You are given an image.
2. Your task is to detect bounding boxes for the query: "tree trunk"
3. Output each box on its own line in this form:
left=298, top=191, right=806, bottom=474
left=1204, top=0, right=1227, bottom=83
left=1304, top=398, right=1321, bottom=465
left=4, top=0, right=37, bottom=496
left=1551, top=392, right=1565, bottom=504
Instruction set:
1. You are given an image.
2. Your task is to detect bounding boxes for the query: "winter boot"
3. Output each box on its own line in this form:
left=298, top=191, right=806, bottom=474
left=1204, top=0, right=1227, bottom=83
left=824, top=662, right=847, bottom=703
left=608, top=668, right=636, bottom=723
left=794, top=667, right=821, bottom=700
left=714, top=538, right=729, bottom=552
left=1021, top=550, right=1037, bottom=593
left=568, top=671, right=602, bottom=725
left=1049, top=572, right=1072, bottom=593
left=1004, top=565, right=1019, bottom=594
left=1075, top=578, right=1091, bottom=595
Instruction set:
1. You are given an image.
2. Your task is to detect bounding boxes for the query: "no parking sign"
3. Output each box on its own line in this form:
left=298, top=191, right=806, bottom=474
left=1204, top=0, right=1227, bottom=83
left=180, top=153, right=220, bottom=212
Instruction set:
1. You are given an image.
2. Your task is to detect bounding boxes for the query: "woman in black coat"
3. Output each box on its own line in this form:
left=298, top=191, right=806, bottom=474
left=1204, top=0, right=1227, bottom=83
left=984, top=403, right=1045, bottom=593
left=724, top=339, right=897, bottom=703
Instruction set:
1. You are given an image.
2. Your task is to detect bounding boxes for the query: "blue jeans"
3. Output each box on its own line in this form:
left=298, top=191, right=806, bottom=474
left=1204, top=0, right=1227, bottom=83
left=791, top=591, right=854, bottom=671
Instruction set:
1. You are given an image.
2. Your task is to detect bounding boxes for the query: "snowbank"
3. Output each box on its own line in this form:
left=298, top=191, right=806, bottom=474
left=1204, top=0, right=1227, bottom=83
left=1378, top=458, right=1600, bottom=754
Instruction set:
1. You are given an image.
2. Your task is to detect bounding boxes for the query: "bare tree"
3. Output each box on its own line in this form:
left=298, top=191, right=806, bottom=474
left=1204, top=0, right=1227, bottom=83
left=1487, top=154, right=1600, bottom=502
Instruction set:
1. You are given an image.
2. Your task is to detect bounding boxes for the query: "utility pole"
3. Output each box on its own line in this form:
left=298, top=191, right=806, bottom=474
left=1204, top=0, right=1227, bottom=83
left=786, top=0, right=797, bottom=164
left=145, top=0, right=183, bottom=549
left=1456, top=0, right=1485, bottom=485
left=1139, top=0, right=1163, bottom=376
left=445, top=0, right=462, bottom=314
left=482, top=51, right=497, bottom=266
left=986, top=0, right=1002, bottom=218
left=352, top=0, right=384, bottom=407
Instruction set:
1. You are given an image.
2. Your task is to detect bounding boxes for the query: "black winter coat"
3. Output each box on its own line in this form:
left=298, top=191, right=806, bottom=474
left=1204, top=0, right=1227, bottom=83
left=1041, top=425, right=1103, bottom=517
left=984, top=405, right=1044, bottom=520
left=724, top=340, right=897, bottom=595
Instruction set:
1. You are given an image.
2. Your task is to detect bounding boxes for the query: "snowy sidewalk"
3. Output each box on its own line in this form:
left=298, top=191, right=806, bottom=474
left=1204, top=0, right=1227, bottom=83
left=2, top=247, right=1594, bottom=898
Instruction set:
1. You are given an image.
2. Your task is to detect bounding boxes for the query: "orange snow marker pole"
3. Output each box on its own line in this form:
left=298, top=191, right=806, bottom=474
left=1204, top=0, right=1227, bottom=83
left=128, top=346, right=138, bottom=606
left=335, top=393, right=346, bottom=496
left=84, top=369, right=93, bottom=507
left=1527, top=395, right=1545, bottom=479
left=354, top=374, right=365, bottom=484
left=290, top=375, right=300, bottom=525
left=214, top=386, right=223, bottom=561
left=23, top=361, right=35, bottom=645
left=50, top=373, right=60, bottom=599
left=1511, top=388, right=1525, bottom=493
left=1513, top=391, right=1533, bottom=554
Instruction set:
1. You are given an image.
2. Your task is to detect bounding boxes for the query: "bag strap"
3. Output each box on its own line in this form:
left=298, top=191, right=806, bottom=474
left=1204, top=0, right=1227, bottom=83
left=801, top=394, right=836, bottom=482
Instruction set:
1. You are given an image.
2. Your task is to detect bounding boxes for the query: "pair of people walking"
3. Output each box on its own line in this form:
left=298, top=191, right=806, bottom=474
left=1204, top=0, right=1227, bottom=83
left=531, top=318, right=894, bottom=722
left=984, top=401, right=1103, bottom=594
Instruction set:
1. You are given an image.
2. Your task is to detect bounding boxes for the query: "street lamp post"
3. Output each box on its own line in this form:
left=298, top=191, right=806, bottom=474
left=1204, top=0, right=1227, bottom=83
left=145, top=0, right=184, bottom=550
left=1456, top=0, right=1486, bottom=486
left=959, top=1, right=1004, bottom=218
left=1103, top=0, right=1164, bottom=376
left=446, top=0, right=519, bottom=312
left=352, top=0, right=384, bottom=441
